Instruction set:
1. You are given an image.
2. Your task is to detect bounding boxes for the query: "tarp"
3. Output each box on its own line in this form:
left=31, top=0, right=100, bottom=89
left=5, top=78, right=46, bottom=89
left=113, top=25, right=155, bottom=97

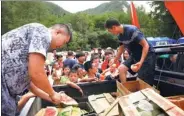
left=164, top=1, right=184, bottom=35
left=147, top=37, right=176, bottom=46
left=177, top=37, right=184, bottom=44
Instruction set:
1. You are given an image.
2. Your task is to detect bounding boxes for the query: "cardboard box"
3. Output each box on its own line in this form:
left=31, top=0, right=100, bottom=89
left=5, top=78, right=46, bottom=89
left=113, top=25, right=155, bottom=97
left=88, top=93, right=119, bottom=115
left=118, top=88, right=184, bottom=116
left=166, top=95, right=184, bottom=110
left=118, top=96, right=140, bottom=116
left=141, top=88, right=175, bottom=111
left=116, top=78, right=159, bottom=96
left=166, top=106, right=184, bottom=116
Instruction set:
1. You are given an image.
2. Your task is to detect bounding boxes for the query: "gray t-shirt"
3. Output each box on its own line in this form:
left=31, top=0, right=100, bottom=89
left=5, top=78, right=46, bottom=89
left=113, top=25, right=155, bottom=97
left=2, top=23, right=51, bottom=96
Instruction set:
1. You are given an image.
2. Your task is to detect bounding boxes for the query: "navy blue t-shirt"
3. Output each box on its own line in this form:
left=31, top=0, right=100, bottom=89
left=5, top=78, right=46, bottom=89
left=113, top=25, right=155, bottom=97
left=118, top=24, right=154, bottom=61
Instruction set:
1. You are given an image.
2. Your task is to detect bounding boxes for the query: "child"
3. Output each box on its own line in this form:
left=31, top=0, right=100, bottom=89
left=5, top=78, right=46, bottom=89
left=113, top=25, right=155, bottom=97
left=52, top=62, right=63, bottom=85
left=62, top=65, right=70, bottom=77
left=72, top=64, right=86, bottom=80
left=60, top=70, right=83, bottom=96
left=68, top=69, right=79, bottom=83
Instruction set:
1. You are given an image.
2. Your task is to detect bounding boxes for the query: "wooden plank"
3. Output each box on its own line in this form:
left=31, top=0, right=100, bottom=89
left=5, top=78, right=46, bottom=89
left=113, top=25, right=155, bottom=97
left=88, top=96, right=110, bottom=114
left=104, top=93, right=115, bottom=104
left=116, top=81, right=131, bottom=96
left=106, top=104, right=119, bottom=116
left=142, top=88, right=175, bottom=111
left=101, top=98, right=120, bottom=116
left=119, top=96, right=132, bottom=108
left=119, top=96, right=140, bottom=116
left=166, top=106, right=184, bottom=116
left=123, top=106, right=141, bottom=116
left=127, top=91, right=146, bottom=103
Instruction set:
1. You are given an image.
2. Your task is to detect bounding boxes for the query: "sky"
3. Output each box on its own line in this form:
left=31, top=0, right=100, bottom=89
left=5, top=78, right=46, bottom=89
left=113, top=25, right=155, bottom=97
left=48, top=1, right=152, bottom=13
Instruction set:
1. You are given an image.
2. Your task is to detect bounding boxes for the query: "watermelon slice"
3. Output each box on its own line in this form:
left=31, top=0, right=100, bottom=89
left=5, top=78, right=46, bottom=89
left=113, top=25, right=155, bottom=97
left=71, top=107, right=81, bottom=116
left=58, top=106, right=73, bottom=116
left=44, top=107, right=58, bottom=116
left=60, top=93, right=78, bottom=106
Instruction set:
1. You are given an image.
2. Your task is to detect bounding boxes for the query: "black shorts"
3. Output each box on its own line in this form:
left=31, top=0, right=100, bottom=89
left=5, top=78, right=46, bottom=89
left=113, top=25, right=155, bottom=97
left=123, top=52, right=156, bottom=85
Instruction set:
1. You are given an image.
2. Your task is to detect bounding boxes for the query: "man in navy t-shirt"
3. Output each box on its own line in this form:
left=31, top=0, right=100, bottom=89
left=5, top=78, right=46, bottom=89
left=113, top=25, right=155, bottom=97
left=63, top=51, right=77, bottom=69
left=105, top=19, right=156, bottom=86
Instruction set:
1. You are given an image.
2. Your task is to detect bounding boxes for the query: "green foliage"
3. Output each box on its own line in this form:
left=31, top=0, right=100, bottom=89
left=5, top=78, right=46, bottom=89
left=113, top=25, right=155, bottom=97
left=97, top=31, right=119, bottom=49
left=2, top=1, right=172, bottom=51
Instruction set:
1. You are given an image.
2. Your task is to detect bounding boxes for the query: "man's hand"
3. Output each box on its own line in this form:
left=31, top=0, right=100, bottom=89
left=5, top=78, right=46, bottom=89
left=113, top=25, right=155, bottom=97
left=131, top=61, right=143, bottom=72
left=49, top=91, right=62, bottom=105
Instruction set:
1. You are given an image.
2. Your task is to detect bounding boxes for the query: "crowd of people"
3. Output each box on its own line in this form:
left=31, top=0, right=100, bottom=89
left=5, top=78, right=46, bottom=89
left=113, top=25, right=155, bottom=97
left=45, top=48, right=134, bottom=91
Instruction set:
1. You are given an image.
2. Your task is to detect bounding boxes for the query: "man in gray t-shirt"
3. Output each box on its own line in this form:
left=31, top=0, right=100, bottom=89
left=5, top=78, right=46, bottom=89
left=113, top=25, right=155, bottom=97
left=2, top=23, right=72, bottom=116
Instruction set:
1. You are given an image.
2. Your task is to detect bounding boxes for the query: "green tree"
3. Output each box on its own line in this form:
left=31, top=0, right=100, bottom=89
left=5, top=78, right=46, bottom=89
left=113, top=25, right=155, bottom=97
left=97, top=31, right=119, bottom=49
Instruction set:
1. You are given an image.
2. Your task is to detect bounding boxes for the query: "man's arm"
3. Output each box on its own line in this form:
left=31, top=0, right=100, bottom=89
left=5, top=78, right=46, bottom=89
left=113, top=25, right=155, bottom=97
left=29, top=82, right=52, bottom=102
left=139, top=39, right=149, bottom=64
left=114, top=45, right=124, bottom=63
left=132, top=39, right=149, bottom=72
left=28, top=53, right=55, bottom=97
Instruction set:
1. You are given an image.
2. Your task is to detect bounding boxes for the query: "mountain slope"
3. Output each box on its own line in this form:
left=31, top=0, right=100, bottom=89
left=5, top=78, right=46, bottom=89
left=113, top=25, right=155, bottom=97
left=81, top=1, right=129, bottom=14
left=44, top=2, right=70, bottom=15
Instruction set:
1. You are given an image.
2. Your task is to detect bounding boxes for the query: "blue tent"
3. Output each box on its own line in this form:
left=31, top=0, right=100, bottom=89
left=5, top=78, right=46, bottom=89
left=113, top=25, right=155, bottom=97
left=147, top=37, right=176, bottom=46
left=177, top=37, right=184, bottom=44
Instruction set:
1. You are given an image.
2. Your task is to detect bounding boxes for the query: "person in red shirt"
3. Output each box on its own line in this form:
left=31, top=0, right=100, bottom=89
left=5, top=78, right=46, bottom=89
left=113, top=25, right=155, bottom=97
left=101, top=50, right=120, bottom=71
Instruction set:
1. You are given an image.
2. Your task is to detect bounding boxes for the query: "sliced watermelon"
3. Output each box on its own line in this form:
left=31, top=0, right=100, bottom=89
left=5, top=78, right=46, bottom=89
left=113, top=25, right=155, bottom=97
left=60, top=93, right=78, bottom=106
left=58, top=106, right=73, bottom=116
left=71, top=107, right=81, bottom=116
left=44, top=107, right=58, bottom=116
